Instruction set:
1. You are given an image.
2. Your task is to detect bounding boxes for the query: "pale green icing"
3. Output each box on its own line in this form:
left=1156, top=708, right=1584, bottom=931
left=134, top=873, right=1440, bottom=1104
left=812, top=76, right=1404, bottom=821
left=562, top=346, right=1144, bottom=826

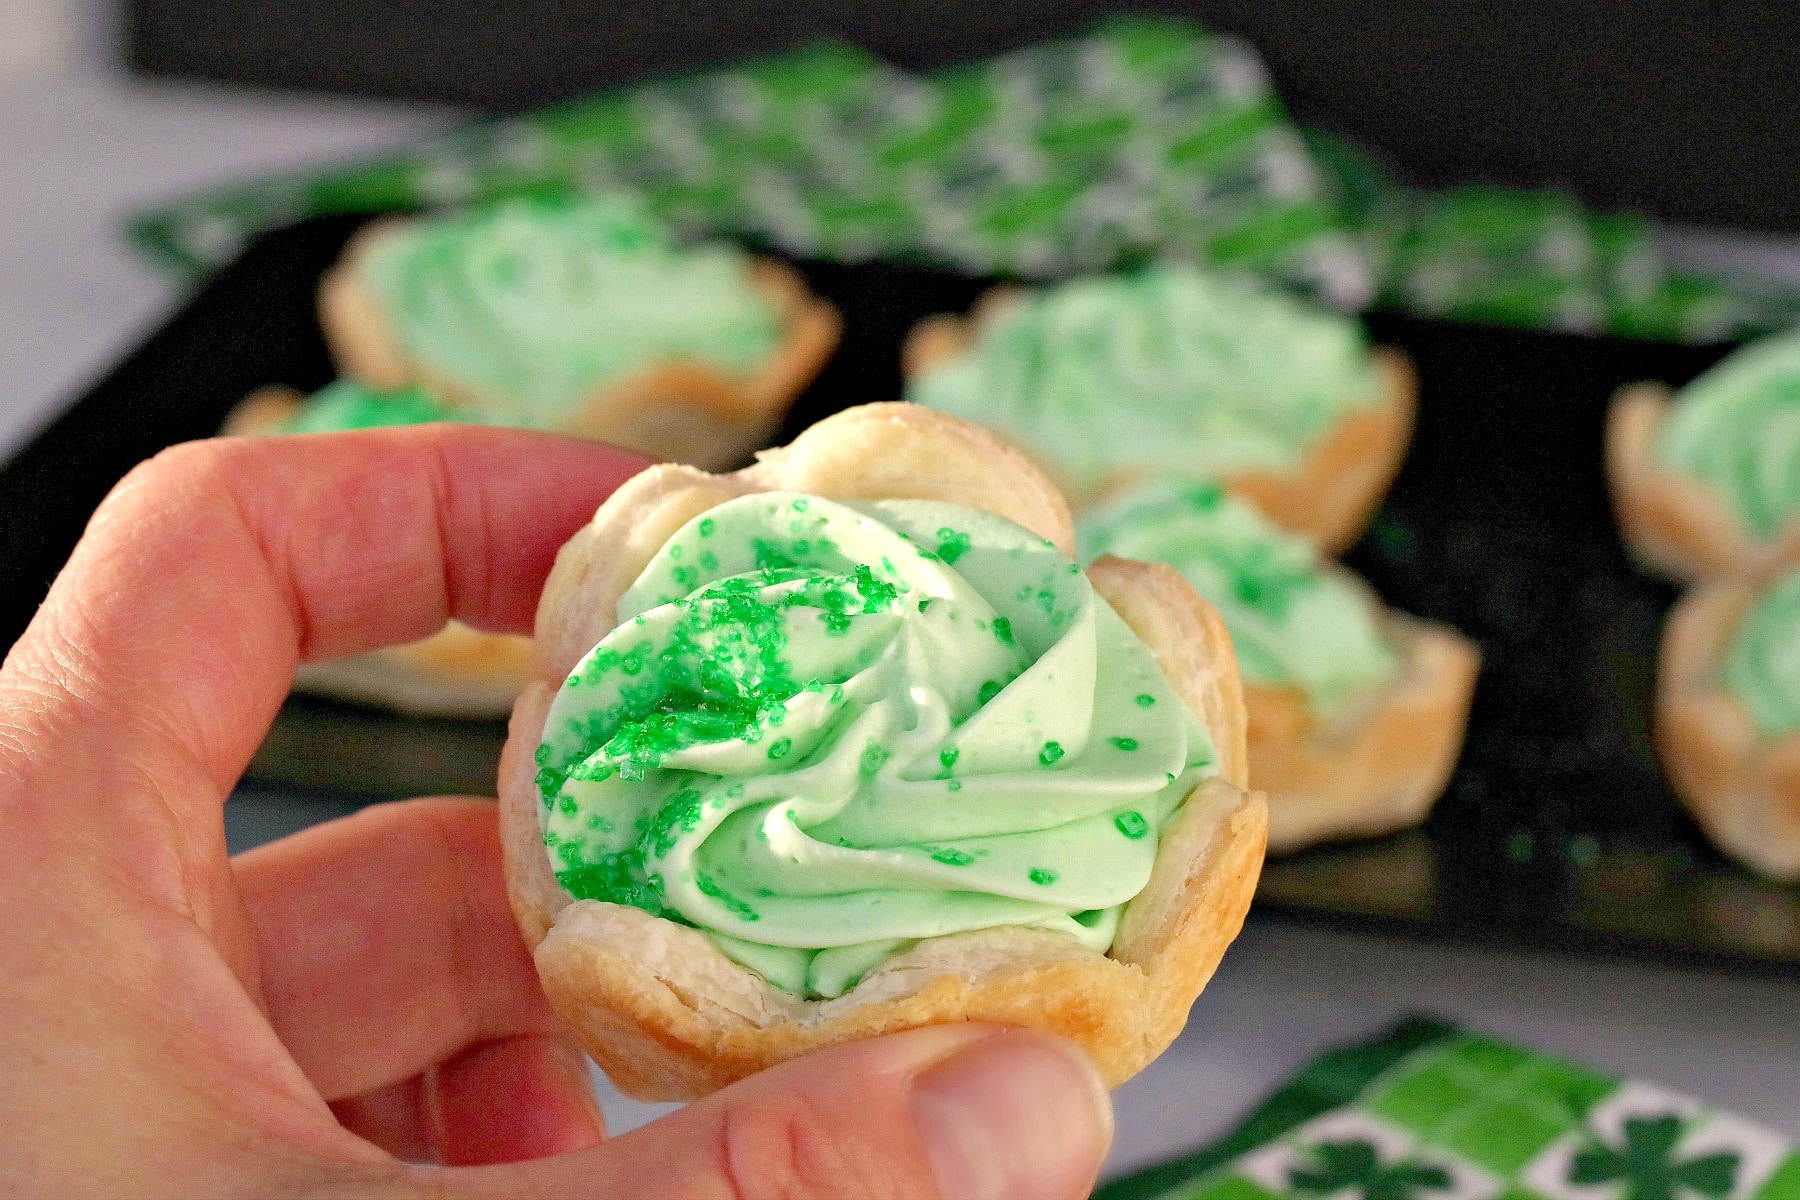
left=1078, top=478, right=1399, bottom=715
left=905, top=265, right=1383, bottom=493
left=282, top=379, right=470, bottom=433
left=1720, top=567, right=1800, bottom=738
left=1657, top=331, right=1800, bottom=541
left=534, top=492, right=1215, bottom=1000
left=362, top=194, right=783, bottom=428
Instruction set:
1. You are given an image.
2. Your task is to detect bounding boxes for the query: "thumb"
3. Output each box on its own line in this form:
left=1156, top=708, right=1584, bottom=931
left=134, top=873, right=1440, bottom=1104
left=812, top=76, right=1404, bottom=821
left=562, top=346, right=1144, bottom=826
left=435, top=1025, right=1113, bottom=1200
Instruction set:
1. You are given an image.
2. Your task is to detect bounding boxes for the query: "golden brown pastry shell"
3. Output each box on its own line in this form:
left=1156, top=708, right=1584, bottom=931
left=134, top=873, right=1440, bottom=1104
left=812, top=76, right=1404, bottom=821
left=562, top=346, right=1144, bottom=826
left=500, top=402, right=1266, bottom=1101
left=1605, top=382, right=1800, bottom=583
left=319, top=219, right=840, bottom=472
left=1657, top=578, right=1800, bottom=880
left=1244, top=584, right=1480, bottom=853
left=902, top=288, right=1416, bottom=553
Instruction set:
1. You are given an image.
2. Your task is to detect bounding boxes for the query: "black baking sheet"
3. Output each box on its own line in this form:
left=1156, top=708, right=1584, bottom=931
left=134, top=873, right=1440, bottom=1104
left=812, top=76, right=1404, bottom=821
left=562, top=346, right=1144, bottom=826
left=4, top=214, right=1796, bottom=976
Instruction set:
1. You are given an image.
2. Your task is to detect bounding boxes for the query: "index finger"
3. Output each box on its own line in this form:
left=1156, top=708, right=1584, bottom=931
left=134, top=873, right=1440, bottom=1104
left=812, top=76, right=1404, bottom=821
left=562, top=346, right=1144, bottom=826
left=0, top=426, right=647, bottom=806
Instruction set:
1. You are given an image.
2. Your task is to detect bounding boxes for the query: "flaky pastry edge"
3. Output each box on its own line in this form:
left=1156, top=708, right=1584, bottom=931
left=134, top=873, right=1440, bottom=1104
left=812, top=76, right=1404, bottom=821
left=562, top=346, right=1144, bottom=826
left=1657, top=578, right=1800, bottom=880
left=499, top=402, right=1266, bottom=1100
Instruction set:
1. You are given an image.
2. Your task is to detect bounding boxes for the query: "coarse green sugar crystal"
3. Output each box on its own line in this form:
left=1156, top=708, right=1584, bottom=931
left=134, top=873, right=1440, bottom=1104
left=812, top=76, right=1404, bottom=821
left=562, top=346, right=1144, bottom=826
left=1114, top=811, right=1149, bottom=839
left=767, top=737, right=793, bottom=759
left=935, top=526, right=973, bottom=564
left=697, top=517, right=715, bottom=537
left=1039, top=740, right=1065, bottom=766
left=1028, top=868, right=1059, bottom=885
left=695, top=871, right=760, bottom=921
left=978, top=679, right=1004, bottom=704
left=931, top=848, right=975, bottom=866
left=992, top=616, right=1015, bottom=646
left=939, top=746, right=960, bottom=772
left=1136, top=693, right=1156, bottom=707
left=1110, top=736, right=1139, bottom=751
left=860, top=744, right=890, bottom=774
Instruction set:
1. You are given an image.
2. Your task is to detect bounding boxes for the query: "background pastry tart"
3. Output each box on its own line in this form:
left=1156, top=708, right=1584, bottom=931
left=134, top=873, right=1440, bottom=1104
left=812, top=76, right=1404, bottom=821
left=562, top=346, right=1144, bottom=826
left=320, top=193, right=841, bottom=471
left=223, top=379, right=533, bottom=717
left=901, top=265, right=1416, bottom=552
left=1079, top=479, right=1479, bottom=853
left=1658, top=565, right=1800, bottom=880
left=1608, top=331, right=1800, bottom=583
left=499, top=402, right=1267, bottom=1101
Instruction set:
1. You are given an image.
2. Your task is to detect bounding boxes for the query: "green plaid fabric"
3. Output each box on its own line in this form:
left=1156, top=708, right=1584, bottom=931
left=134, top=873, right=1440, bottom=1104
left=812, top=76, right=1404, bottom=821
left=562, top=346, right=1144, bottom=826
left=1097, top=1018, right=1799, bottom=1200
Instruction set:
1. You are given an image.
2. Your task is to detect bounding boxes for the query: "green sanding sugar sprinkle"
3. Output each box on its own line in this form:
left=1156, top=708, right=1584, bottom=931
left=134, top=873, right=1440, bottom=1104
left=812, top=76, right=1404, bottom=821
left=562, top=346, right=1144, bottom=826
left=540, top=563, right=905, bottom=794
left=1039, top=740, right=1065, bottom=766
left=860, top=744, right=890, bottom=775
left=1028, top=868, right=1059, bottom=886
left=767, top=737, right=792, bottom=760
left=939, top=746, right=960, bottom=772
left=697, top=517, right=715, bottom=537
left=931, top=848, right=975, bottom=866
left=1111, top=736, right=1139, bottom=752
left=978, top=679, right=1005, bottom=704
left=1114, top=811, right=1149, bottom=839
left=992, top=616, right=1015, bottom=646
left=934, top=526, right=973, bottom=564
left=696, top=870, right=760, bottom=922
left=1136, top=693, right=1157, bottom=707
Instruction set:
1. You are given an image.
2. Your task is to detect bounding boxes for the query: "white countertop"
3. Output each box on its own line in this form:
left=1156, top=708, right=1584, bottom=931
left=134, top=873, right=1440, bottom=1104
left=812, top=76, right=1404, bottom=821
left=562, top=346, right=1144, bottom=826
left=7, top=60, right=1797, bottom=1183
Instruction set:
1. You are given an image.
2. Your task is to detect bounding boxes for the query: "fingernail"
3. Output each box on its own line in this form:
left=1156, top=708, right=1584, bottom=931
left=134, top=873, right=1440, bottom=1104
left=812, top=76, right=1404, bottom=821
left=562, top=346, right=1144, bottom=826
left=911, top=1030, right=1114, bottom=1200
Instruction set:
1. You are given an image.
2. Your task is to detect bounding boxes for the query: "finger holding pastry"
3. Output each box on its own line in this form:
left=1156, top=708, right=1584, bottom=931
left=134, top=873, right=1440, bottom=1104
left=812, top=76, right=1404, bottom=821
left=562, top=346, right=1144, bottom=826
left=0, top=424, right=1113, bottom=1200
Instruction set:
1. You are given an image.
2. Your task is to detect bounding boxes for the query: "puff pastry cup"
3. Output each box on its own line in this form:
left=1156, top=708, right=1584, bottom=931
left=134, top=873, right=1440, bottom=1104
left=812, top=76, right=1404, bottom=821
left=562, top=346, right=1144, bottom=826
left=1250, top=586, right=1480, bottom=854
left=222, top=386, right=533, bottom=717
left=1657, top=575, right=1800, bottom=880
left=1607, top=382, right=1800, bottom=584
left=500, top=402, right=1268, bottom=1101
left=903, top=287, right=1417, bottom=554
left=320, top=220, right=841, bottom=473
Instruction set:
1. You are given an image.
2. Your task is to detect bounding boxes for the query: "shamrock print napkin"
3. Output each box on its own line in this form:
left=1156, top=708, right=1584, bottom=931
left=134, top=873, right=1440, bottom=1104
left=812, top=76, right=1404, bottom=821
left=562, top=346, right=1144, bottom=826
left=1098, top=1017, right=1797, bottom=1200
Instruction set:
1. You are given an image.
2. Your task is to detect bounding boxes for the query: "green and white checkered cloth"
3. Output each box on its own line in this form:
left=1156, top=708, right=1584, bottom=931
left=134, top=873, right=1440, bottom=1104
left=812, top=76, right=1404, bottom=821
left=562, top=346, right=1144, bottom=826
left=1097, top=1018, right=1799, bottom=1200
left=125, top=18, right=1800, bottom=343
left=125, top=19, right=1366, bottom=302
left=1303, top=131, right=1800, bottom=343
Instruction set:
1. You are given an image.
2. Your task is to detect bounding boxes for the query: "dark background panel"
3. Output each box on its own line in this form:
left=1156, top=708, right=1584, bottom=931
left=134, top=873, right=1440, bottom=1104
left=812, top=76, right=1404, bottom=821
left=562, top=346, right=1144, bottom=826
left=126, top=0, right=1800, bottom=234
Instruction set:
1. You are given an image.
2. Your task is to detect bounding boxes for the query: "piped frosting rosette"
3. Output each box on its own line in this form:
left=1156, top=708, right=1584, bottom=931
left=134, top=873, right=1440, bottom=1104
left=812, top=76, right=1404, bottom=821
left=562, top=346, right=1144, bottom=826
left=532, top=491, right=1216, bottom=999
left=905, top=265, right=1385, bottom=496
left=1609, top=331, right=1800, bottom=581
left=355, top=194, right=784, bottom=429
left=902, top=264, right=1414, bottom=549
left=1657, top=332, right=1800, bottom=544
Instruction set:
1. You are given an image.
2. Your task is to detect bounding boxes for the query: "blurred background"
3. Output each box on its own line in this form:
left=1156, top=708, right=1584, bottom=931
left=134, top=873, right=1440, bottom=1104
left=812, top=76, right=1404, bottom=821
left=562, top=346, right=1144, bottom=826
left=5, top=0, right=1800, bottom=1181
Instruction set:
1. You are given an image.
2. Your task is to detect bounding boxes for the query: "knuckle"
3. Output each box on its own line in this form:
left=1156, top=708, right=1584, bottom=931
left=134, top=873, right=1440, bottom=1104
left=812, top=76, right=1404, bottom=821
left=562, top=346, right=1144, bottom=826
left=720, top=1090, right=929, bottom=1200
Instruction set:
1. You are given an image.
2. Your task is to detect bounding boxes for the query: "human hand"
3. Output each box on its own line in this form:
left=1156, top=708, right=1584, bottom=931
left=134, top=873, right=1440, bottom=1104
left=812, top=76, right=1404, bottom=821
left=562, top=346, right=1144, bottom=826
left=0, top=427, right=1114, bottom=1199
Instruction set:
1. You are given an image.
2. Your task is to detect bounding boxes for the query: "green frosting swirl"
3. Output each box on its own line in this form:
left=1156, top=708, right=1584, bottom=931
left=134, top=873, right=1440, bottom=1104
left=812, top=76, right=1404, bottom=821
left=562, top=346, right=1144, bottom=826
left=534, top=493, right=1216, bottom=1000
left=905, top=265, right=1383, bottom=492
left=282, top=379, right=468, bottom=433
left=1721, top=567, right=1800, bottom=737
left=1077, top=479, right=1399, bottom=714
left=1657, top=331, right=1800, bottom=541
left=362, top=194, right=783, bottom=428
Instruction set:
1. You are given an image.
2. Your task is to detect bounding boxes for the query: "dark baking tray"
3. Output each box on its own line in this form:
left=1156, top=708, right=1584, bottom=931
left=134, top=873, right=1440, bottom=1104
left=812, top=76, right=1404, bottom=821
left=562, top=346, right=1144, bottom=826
left=6, top=214, right=1797, bottom=977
